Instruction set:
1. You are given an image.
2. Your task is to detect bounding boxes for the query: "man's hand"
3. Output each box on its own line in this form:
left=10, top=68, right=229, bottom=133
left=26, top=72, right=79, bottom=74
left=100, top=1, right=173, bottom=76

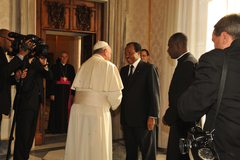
left=15, top=68, right=28, bottom=81
left=17, top=39, right=35, bottom=57
left=28, top=57, right=34, bottom=64
left=50, top=95, right=55, bottom=101
left=162, top=117, right=168, bottom=126
left=21, top=68, right=28, bottom=79
left=39, top=58, right=48, bottom=69
left=147, top=117, right=155, bottom=131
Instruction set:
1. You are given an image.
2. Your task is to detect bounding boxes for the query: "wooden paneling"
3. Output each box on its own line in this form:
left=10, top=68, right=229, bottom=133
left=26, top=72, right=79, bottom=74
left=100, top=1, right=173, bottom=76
left=39, top=0, right=101, bottom=33
left=46, top=35, right=75, bottom=63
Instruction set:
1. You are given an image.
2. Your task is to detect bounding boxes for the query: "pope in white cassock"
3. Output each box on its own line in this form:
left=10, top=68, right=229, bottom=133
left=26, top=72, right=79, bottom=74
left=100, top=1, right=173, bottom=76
left=64, top=41, right=123, bottom=160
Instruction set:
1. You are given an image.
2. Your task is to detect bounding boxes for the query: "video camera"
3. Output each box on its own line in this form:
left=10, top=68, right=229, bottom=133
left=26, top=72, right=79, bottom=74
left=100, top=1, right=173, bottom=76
left=179, top=126, right=219, bottom=160
left=8, top=32, right=49, bottom=58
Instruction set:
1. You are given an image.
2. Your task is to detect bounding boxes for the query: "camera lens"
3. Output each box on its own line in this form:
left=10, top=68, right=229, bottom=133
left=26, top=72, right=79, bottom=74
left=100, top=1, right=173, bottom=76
left=179, top=138, right=190, bottom=154
left=198, top=148, right=215, bottom=160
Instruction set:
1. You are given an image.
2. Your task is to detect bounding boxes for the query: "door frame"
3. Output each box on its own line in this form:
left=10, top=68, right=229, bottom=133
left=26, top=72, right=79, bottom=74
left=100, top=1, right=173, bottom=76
left=36, top=0, right=104, bottom=145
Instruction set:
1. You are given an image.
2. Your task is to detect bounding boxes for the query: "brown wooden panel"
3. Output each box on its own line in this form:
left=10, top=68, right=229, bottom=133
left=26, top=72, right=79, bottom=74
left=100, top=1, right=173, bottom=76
left=35, top=104, right=45, bottom=145
left=72, top=5, right=96, bottom=32
left=73, top=0, right=96, bottom=7
left=46, top=35, right=57, bottom=55
left=41, top=0, right=98, bottom=33
left=46, top=35, right=75, bottom=62
left=95, top=3, right=103, bottom=41
left=42, top=2, right=70, bottom=30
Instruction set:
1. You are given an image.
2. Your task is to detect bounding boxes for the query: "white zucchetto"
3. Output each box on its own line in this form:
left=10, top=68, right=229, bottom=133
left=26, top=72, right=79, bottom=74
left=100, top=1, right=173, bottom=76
left=93, top=41, right=109, bottom=50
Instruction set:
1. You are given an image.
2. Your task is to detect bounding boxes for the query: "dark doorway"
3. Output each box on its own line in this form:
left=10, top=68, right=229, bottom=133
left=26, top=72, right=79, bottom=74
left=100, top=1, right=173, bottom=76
left=81, top=34, right=96, bottom=64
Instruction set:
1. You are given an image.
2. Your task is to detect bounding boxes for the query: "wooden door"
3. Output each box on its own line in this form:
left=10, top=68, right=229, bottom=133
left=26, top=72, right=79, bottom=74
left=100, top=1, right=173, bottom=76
left=36, top=0, right=104, bottom=145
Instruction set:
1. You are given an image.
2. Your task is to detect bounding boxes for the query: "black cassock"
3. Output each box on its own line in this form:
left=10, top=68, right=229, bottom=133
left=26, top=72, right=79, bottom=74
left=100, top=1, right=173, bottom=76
left=48, top=62, right=75, bottom=133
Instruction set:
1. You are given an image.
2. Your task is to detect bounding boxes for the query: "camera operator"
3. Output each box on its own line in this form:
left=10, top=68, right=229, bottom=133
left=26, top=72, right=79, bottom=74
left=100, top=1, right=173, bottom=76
left=178, top=13, right=240, bottom=159
left=0, top=29, right=30, bottom=138
left=13, top=52, right=52, bottom=160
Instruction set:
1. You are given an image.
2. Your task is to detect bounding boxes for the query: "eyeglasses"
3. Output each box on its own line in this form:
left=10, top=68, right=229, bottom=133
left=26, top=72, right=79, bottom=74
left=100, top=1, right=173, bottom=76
left=0, top=36, right=13, bottom=43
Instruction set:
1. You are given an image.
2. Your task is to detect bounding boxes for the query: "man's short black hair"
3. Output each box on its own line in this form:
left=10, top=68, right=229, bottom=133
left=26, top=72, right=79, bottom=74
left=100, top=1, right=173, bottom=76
left=170, top=32, right=187, bottom=47
left=141, top=49, right=149, bottom=56
left=126, top=42, right=142, bottom=54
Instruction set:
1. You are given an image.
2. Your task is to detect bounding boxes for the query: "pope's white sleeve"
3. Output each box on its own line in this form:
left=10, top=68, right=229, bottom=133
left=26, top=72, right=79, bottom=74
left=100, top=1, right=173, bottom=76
left=107, top=90, right=122, bottom=110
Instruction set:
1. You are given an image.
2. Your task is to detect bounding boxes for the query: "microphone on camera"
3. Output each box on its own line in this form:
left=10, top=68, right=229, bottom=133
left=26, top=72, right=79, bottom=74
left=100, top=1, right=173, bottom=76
left=8, top=32, right=21, bottom=38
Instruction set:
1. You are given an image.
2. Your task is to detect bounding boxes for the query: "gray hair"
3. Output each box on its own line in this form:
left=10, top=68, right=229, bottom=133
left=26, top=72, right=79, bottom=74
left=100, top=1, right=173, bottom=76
left=214, top=13, right=240, bottom=39
left=60, top=51, right=68, bottom=56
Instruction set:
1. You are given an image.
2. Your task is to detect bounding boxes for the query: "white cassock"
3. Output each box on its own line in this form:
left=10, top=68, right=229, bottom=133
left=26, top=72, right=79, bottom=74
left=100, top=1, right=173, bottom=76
left=64, top=54, right=123, bottom=160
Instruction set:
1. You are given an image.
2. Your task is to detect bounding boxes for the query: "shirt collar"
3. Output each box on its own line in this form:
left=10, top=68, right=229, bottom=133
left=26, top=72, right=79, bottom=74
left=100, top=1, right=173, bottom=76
left=131, top=58, right=141, bottom=68
left=177, top=51, right=189, bottom=60
left=61, top=62, right=66, bottom=66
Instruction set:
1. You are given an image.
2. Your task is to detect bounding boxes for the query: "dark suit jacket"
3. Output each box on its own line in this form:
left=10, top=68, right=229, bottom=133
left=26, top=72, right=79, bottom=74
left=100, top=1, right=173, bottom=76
left=0, top=46, right=23, bottom=115
left=164, top=53, right=197, bottom=125
left=163, top=52, right=197, bottom=159
left=15, top=58, right=53, bottom=111
left=13, top=57, right=53, bottom=160
left=178, top=39, right=240, bottom=159
left=120, top=60, right=160, bottom=127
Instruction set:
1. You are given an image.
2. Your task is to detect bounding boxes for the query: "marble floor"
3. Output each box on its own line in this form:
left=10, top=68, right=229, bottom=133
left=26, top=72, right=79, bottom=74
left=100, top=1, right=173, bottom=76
left=0, top=133, right=166, bottom=160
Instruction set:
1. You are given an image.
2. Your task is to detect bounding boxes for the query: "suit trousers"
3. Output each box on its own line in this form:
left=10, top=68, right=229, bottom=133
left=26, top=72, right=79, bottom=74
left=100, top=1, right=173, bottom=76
left=0, top=114, right=2, bottom=141
left=166, top=123, right=190, bottom=160
left=14, top=108, right=40, bottom=160
left=123, top=124, right=157, bottom=160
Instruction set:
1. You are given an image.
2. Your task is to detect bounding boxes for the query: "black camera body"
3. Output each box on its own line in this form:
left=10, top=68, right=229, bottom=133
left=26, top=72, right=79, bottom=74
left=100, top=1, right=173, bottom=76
left=179, top=126, right=218, bottom=160
left=8, top=32, right=49, bottom=58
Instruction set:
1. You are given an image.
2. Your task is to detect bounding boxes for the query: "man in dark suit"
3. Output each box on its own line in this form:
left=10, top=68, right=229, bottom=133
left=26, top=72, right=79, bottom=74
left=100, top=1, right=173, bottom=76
left=141, top=49, right=158, bottom=71
left=120, top=42, right=160, bottom=160
left=0, top=29, right=30, bottom=115
left=13, top=54, right=53, bottom=160
left=0, top=29, right=29, bottom=139
left=162, top=32, right=197, bottom=160
left=141, top=49, right=150, bottom=63
left=178, top=13, right=240, bottom=159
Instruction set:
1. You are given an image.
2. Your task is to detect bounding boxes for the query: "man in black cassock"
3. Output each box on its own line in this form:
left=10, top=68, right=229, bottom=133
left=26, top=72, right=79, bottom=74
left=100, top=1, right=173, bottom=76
left=48, top=51, right=75, bottom=133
